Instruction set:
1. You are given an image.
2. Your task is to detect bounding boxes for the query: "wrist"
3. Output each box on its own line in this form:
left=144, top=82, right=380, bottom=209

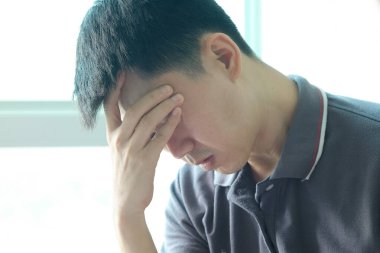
left=114, top=210, right=157, bottom=253
left=115, top=209, right=145, bottom=229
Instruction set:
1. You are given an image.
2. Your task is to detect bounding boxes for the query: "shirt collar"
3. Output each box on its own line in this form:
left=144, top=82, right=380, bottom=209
left=272, top=75, right=328, bottom=180
left=214, top=75, right=328, bottom=186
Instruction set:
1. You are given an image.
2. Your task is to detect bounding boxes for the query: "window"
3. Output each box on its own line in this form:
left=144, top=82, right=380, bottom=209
left=260, top=0, right=380, bottom=102
left=0, top=147, right=183, bottom=252
left=0, top=0, right=94, bottom=101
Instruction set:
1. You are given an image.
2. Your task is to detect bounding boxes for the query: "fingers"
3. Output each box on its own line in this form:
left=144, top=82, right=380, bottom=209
left=130, top=93, right=184, bottom=149
left=104, top=72, right=126, bottom=138
left=147, top=107, right=182, bottom=152
left=104, top=72, right=183, bottom=157
left=117, top=85, right=174, bottom=142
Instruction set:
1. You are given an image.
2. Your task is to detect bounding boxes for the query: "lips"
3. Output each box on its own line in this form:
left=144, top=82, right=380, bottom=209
left=194, top=156, right=210, bottom=164
left=195, top=155, right=215, bottom=170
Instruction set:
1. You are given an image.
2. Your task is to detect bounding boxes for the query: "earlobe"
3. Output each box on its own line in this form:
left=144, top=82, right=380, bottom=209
left=207, top=33, right=242, bottom=81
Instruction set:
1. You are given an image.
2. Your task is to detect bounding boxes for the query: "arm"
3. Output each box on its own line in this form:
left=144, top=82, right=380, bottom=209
left=116, top=213, right=156, bottom=253
left=104, top=72, right=183, bottom=253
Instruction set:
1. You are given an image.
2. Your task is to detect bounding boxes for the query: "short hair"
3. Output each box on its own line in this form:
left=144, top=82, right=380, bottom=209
left=74, top=0, right=257, bottom=129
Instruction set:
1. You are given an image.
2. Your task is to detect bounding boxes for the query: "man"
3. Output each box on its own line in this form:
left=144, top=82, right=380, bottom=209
left=74, top=0, right=380, bottom=252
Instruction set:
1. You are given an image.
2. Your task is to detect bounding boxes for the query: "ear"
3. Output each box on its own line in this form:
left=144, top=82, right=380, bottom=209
left=203, top=33, right=242, bottom=81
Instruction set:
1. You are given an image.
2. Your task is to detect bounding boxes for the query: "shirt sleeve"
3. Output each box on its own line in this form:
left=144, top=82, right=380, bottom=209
left=161, top=166, right=210, bottom=253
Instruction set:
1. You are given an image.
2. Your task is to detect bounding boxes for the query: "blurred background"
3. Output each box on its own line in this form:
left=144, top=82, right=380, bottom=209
left=0, top=0, right=379, bottom=252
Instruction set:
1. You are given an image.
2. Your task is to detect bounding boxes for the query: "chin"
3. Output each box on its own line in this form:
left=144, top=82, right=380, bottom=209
left=216, top=159, right=248, bottom=174
left=215, top=165, right=242, bottom=174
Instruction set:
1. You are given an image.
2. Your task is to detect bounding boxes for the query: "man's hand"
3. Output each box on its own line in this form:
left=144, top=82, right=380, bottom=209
left=104, top=72, right=183, bottom=252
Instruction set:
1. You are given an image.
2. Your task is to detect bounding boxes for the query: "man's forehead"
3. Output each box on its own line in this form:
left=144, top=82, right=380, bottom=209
left=119, top=70, right=161, bottom=108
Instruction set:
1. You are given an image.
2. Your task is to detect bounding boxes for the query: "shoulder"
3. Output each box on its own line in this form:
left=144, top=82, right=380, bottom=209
left=326, top=94, right=380, bottom=144
left=327, top=93, right=380, bottom=124
left=323, top=93, right=380, bottom=164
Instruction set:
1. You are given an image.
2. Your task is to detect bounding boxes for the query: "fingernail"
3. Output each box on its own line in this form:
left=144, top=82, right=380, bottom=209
left=171, top=94, right=184, bottom=103
left=172, top=107, right=182, bottom=116
left=161, top=85, right=173, bottom=94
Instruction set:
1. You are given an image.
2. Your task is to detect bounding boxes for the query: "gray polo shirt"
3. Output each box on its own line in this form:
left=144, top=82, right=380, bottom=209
left=162, top=76, right=380, bottom=253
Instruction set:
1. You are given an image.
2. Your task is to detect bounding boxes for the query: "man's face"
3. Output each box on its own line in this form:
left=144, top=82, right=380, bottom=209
left=119, top=68, right=262, bottom=174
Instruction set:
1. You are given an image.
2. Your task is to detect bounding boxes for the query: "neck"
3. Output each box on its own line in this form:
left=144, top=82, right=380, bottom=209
left=243, top=59, right=298, bottom=182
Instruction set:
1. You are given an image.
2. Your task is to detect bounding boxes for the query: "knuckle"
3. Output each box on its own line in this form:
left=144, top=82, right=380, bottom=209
left=153, top=131, right=165, bottom=140
left=112, top=137, right=136, bottom=158
left=112, top=135, right=125, bottom=153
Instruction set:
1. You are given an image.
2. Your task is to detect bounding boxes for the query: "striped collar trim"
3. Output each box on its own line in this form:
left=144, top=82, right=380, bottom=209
left=304, top=88, right=328, bottom=180
left=271, top=76, right=328, bottom=181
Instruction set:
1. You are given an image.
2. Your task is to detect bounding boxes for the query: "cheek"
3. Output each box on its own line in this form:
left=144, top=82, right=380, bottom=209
left=183, top=110, right=228, bottom=145
left=180, top=94, right=237, bottom=146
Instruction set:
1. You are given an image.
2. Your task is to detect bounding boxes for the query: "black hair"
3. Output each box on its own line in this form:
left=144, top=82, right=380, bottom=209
left=74, top=0, right=256, bottom=129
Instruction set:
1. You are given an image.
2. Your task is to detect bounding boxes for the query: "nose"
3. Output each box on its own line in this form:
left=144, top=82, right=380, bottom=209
left=166, top=131, right=194, bottom=159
